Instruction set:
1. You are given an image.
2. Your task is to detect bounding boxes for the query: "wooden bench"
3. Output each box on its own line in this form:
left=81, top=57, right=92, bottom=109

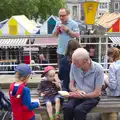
left=32, top=95, right=120, bottom=120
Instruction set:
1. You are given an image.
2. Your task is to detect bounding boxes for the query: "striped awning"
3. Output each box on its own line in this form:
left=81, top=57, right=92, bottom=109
left=0, top=38, right=28, bottom=48
left=109, top=37, right=120, bottom=45
left=95, top=13, right=120, bottom=28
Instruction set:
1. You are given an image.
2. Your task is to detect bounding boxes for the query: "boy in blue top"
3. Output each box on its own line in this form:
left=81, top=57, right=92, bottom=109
left=9, top=63, right=40, bottom=120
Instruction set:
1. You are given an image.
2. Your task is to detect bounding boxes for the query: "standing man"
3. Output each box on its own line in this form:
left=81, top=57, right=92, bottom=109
left=64, top=48, right=104, bottom=120
left=52, top=8, right=79, bottom=65
left=39, top=54, right=48, bottom=64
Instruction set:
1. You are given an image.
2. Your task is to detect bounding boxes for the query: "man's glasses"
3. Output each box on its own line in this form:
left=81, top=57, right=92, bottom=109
left=59, top=14, right=67, bottom=17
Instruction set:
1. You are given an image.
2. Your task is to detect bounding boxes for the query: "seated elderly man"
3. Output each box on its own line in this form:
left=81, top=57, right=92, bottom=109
left=63, top=48, right=104, bottom=120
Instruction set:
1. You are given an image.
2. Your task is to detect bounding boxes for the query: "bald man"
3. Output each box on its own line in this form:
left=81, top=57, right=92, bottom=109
left=63, top=48, right=104, bottom=120
left=53, top=8, right=80, bottom=66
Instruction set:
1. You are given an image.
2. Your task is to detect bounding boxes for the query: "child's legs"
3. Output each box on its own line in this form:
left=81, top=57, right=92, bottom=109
left=46, top=101, right=53, bottom=118
left=55, top=97, right=61, bottom=113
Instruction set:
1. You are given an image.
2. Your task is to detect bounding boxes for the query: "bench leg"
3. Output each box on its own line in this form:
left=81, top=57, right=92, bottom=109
left=101, top=112, right=118, bottom=120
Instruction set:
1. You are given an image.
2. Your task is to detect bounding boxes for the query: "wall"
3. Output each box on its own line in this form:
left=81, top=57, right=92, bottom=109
left=97, top=0, right=110, bottom=17
left=66, top=0, right=81, bottom=20
left=110, top=0, right=120, bottom=13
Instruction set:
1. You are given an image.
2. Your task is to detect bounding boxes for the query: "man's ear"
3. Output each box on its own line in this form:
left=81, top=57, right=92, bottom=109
left=87, top=59, right=91, bottom=64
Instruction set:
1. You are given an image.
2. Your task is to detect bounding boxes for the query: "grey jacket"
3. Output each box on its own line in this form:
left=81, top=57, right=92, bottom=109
left=108, top=60, right=120, bottom=96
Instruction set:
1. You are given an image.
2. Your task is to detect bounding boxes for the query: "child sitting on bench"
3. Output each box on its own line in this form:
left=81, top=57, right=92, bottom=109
left=37, top=66, right=62, bottom=120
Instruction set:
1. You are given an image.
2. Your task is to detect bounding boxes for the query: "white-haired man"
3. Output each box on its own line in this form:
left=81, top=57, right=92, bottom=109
left=63, top=48, right=104, bottom=120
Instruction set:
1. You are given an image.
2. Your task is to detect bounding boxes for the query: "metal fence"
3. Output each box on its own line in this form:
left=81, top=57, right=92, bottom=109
left=0, top=33, right=120, bottom=74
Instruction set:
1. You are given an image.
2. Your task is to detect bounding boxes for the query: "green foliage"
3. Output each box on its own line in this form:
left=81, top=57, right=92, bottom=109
left=0, top=0, right=65, bottom=21
left=38, top=0, right=65, bottom=20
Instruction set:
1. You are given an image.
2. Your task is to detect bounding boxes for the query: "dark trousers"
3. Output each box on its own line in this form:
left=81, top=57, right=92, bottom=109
left=57, top=54, right=64, bottom=68
left=63, top=97, right=100, bottom=120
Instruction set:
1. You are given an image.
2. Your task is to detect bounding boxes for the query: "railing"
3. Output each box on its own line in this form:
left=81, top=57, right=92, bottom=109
left=0, top=33, right=119, bottom=74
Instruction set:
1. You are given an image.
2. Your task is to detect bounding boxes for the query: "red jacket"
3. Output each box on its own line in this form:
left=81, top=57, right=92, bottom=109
left=9, top=83, right=34, bottom=120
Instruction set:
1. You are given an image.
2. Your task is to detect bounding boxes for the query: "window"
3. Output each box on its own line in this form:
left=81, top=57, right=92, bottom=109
left=99, top=13, right=104, bottom=16
left=72, top=6, right=77, bottom=17
left=81, top=15, right=84, bottom=20
left=114, top=2, right=119, bottom=10
left=99, top=2, right=107, bottom=9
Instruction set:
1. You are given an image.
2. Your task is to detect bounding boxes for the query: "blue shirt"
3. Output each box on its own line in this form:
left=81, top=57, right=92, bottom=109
left=53, top=19, right=79, bottom=55
left=70, top=61, right=104, bottom=93
left=108, top=60, right=120, bottom=96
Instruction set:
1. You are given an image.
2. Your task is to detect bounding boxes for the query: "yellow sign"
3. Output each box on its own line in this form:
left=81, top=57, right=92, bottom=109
left=83, top=1, right=98, bottom=25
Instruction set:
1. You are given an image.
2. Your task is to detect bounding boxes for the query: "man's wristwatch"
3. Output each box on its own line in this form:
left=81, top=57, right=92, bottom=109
left=66, top=29, right=70, bottom=33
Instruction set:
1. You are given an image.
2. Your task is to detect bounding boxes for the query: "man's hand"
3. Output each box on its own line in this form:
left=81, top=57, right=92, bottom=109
left=76, top=90, right=87, bottom=98
left=68, top=90, right=86, bottom=98
left=60, top=24, right=69, bottom=32
left=52, top=25, right=62, bottom=37
left=56, top=26, right=61, bottom=34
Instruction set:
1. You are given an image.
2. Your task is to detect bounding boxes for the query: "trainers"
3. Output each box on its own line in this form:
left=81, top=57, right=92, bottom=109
left=54, top=114, right=60, bottom=120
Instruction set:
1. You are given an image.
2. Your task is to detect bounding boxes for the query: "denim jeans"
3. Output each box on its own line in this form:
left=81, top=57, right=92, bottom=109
left=63, top=97, right=100, bottom=120
left=57, top=54, right=64, bottom=68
